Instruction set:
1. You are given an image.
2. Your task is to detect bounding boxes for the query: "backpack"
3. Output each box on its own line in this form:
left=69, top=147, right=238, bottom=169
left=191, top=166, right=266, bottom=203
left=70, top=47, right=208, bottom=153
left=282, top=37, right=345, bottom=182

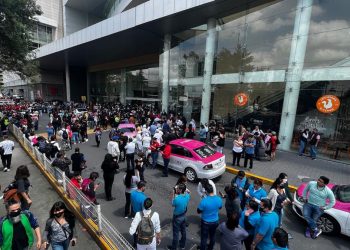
left=81, top=178, right=94, bottom=199
left=137, top=212, right=155, bottom=245
left=3, top=181, right=20, bottom=203
left=38, top=140, right=47, bottom=153
left=62, top=130, right=68, bottom=140
left=45, top=142, right=58, bottom=158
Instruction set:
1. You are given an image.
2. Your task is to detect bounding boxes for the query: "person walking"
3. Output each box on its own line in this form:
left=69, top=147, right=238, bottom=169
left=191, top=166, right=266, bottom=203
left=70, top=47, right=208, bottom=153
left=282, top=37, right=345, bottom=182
left=302, top=176, right=335, bottom=239
left=232, top=135, right=243, bottom=167
left=94, top=126, right=102, bottom=147
left=70, top=147, right=85, bottom=174
left=0, top=199, right=42, bottom=250
left=52, top=151, right=72, bottom=181
left=14, top=165, right=32, bottom=210
left=218, top=212, right=248, bottom=250
left=161, top=140, right=171, bottom=177
left=124, top=169, right=140, bottom=218
left=197, top=185, right=222, bottom=250
left=251, top=199, right=279, bottom=250
left=125, top=137, right=136, bottom=171
left=101, top=153, right=119, bottom=201
left=167, top=183, right=190, bottom=250
left=81, top=172, right=100, bottom=205
left=150, top=137, right=160, bottom=169
left=0, top=135, right=15, bottom=172
left=298, top=129, right=309, bottom=156
left=42, top=201, right=77, bottom=250
left=107, top=136, right=120, bottom=162
left=243, top=135, right=255, bottom=170
left=309, top=129, right=320, bottom=160
left=129, top=198, right=161, bottom=250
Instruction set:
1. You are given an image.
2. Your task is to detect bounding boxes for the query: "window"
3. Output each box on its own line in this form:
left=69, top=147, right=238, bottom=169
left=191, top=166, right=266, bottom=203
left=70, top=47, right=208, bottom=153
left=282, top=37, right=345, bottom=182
left=30, top=23, right=54, bottom=48
left=171, top=145, right=192, bottom=158
left=194, top=145, right=216, bottom=159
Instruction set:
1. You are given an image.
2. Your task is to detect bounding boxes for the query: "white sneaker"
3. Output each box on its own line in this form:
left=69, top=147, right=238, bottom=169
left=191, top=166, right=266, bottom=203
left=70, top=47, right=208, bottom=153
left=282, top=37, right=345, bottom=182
left=3, top=168, right=8, bottom=172
left=5, top=168, right=10, bottom=172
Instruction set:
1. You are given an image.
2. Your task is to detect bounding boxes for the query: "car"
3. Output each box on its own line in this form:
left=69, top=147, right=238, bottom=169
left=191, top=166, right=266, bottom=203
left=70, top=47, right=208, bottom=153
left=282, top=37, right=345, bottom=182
left=156, top=139, right=226, bottom=182
left=74, top=108, right=88, bottom=115
left=117, top=123, right=137, bottom=138
left=293, top=182, right=350, bottom=236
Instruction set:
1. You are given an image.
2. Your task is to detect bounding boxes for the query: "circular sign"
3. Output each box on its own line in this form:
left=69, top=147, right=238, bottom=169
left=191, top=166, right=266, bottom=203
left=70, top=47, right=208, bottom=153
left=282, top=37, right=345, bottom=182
left=234, top=93, right=248, bottom=106
left=316, top=95, right=340, bottom=113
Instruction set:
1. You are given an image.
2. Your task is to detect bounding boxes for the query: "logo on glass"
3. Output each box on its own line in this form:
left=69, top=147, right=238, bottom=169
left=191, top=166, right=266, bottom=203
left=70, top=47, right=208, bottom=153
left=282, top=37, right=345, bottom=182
left=316, top=95, right=340, bottom=114
left=234, top=93, right=248, bottom=106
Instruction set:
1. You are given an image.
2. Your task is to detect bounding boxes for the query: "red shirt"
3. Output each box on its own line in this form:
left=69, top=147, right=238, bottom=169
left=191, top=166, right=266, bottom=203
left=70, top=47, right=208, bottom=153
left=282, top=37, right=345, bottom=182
left=150, top=141, right=160, bottom=152
left=162, top=144, right=171, bottom=159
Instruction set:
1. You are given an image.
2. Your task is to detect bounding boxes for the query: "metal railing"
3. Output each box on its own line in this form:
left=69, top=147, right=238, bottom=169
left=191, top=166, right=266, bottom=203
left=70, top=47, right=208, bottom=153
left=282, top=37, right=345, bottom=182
left=10, top=124, right=134, bottom=250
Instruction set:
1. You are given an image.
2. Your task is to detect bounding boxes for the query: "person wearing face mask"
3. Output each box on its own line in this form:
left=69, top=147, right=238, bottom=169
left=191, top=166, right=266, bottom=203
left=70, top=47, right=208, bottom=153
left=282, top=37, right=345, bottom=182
left=278, top=173, right=293, bottom=202
left=0, top=199, right=42, bottom=250
left=268, top=178, right=290, bottom=227
left=302, top=176, right=335, bottom=239
left=42, top=201, right=77, bottom=250
left=245, top=179, right=267, bottom=205
left=251, top=199, right=279, bottom=250
left=239, top=200, right=260, bottom=250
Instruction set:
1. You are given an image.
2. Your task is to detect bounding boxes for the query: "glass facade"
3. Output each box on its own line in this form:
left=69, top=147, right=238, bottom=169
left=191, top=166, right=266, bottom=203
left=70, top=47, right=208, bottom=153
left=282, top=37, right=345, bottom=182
left=90, top=70, right=122, bottom=103
left=30, top=23, right=53, bottom=49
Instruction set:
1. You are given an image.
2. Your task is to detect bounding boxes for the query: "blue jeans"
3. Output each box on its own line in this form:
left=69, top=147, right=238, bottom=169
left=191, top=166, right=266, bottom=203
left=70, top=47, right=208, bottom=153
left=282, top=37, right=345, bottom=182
left=52, top=239, right=70, bottom=250
left=72, top=132, right=79, bottom=143
left=303, top=202, right=323, bottom=231
left=163, top=158, right=170, bottom=176
left=310, top=145, right=317, bottom=159
left=151, top=152, right=158, bottom=168
left=171, top=214, right=187, bottom=249
left=200, top=220, right=218, bottom=250
left=299, top=140, right=306, bottom=155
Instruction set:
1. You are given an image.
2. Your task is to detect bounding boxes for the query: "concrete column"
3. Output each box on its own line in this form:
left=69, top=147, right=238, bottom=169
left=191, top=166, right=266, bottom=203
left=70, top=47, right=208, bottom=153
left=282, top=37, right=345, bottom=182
left=86, top=71, right=90, bottom=103
left=200, top=18, right=217, bottom=125
left=120, top=68, right=126, bottom=105
left=279, top=0, right=313, bottom=150
left=64, top=52, right=71, bottom=102
left=161, top=34, right=171, bottom=113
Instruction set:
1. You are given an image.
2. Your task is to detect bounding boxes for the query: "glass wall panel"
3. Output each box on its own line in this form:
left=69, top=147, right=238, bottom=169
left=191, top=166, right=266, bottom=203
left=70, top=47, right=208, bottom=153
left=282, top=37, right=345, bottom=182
left=292, top=81, right=350, bottom=162
left=304, top=0, right=350, bottom=68
left=90, top=70, right=122, bottom=103
left=211, top=82, right=284, bottom=132
left=169, top=25, right=207, bottom=80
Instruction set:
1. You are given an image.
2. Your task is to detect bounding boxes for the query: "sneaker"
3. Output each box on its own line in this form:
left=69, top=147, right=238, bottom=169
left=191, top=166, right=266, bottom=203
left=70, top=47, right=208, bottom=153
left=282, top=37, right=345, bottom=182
left=305, top=227, right=311, bottom=238
left=166, top=246, right=173, bottom=250
left=3, top=168, right=8, bottom=172
left=312, top=228, right=322, bottom=239
left=124, top=216, right=129, bottom=219
left=4, top=168, right=10, bottom=172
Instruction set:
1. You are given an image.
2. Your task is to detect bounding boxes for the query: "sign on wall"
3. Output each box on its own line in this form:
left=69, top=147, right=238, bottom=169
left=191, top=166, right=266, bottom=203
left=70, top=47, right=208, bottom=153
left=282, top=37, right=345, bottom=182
left=316, top=95, right=340, bottom=114
left=234, top=93, right=248, bottom=106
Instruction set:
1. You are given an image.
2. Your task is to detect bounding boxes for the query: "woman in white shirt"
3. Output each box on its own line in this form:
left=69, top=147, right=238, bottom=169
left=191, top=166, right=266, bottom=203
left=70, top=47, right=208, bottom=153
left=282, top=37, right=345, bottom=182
left=232, top=135, right=243, bottom=167
left=267, top=178, right=290, bottom=226
left=197, top=178, right=217, bottom=198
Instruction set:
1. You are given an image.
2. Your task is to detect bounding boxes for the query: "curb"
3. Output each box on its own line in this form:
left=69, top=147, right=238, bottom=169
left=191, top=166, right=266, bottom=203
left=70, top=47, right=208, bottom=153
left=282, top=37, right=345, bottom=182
left=12, top=134, right=116, bottom=250
left=225, top=166, right=298, bottom=192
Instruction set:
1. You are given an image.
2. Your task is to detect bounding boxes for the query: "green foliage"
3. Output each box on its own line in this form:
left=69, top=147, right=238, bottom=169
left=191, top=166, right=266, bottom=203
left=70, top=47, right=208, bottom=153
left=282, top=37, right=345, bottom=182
left=0, top=0, right=42, bottom=78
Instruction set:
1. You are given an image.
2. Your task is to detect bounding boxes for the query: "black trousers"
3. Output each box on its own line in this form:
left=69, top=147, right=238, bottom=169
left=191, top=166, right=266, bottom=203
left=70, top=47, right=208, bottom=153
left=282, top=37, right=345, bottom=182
left=103, top=173, right=115, bottom=199
left=124, top=192, right=134, bottom=217
left=244, top=153, right=254, bottom=169
left=232, top=151, right=241, bottom=166
left=1, top=154, right=12, bottom=169
left=126, top=153, right=135, bottom=171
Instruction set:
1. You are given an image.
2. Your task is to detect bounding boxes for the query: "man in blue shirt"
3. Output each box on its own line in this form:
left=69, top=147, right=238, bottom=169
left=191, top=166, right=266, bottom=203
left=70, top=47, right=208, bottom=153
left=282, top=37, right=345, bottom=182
left=197, top=184, right=222, bottom=250
left=244, top=135, right=256, bottom=170
left=131, top=181, right=147, bottom=215
left=252, top=199, right=279, bottom=250
left=272, top=227, right=289, bottom=250
left=167, top=184, right=190, bottom=250
left=239, top=200, right=261, bottom=250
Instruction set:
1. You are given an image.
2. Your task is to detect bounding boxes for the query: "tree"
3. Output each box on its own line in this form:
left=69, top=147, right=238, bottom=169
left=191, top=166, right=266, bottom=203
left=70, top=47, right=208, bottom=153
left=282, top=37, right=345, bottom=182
left=0, top=0, right=42, bottom=78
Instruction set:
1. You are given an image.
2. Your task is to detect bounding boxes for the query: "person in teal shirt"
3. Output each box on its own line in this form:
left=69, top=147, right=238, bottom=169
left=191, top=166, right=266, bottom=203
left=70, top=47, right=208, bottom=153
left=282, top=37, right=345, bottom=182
left=239, top=200, right=260, bottom=250
left=251, top=199, right=279, bottom=250
left=272, top=227, right=289, bottom=250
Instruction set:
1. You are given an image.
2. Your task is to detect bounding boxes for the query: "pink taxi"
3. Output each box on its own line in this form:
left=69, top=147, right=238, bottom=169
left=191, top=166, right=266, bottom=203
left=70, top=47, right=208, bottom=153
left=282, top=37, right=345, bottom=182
left=293, top=182, right=350, bottom=236
left=117, top=123, right=137, bottom=138
left=157, top=139, right=226, bottom=182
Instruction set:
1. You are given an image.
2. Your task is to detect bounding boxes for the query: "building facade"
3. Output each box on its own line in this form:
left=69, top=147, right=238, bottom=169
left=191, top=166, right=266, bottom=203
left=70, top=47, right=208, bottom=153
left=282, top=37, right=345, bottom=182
left=34, top=0, right=350, bottom=162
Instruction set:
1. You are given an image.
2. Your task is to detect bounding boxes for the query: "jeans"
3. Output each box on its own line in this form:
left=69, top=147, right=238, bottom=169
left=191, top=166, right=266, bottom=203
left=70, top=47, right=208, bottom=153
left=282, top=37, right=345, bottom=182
left=200, top=220, right=219, bottom=250
left=126, top=153, right=135, bottom=170
left=124, top=192, right=133, bottom=217
left=244, top=153, right=254, bottom=169
left=72, top=132, right=79, bottom=143
left=151, top=152, right=158, bottom=168
left=299, top=140, right=306, bottom=155
left=171, top=214, right=187, bottom=249
left=310, top=145, right=317, bottom=159
left=163, top=158, right=170, bottom=176
left=52, top=239, right=70, bottom=250
left=303, top=202, right=323, bottom=231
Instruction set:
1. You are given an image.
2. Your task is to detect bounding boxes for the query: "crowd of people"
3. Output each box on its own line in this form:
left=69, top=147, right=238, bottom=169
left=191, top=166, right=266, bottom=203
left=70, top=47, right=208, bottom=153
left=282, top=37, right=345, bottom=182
left=0, top=101, right=336, bottom=250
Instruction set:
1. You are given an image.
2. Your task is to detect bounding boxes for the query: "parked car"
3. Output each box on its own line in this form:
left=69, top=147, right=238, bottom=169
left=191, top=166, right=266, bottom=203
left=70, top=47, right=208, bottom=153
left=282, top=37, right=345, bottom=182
left=117, top=123, right=137, bottom=138
left=74, top=108, right=88, bottom=115
left=293, top=182, right=350, bottom=236
left=156, top=139, right=226, bottom=182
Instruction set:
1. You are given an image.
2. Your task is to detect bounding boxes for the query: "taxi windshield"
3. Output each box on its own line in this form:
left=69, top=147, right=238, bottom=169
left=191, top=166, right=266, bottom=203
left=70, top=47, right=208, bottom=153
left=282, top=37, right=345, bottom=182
left=194, top=145, right=216, bottom=158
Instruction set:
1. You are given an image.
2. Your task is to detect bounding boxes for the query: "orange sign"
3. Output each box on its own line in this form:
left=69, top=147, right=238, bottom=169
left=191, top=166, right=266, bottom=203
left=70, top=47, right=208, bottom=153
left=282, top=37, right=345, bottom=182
left=234, top=93, right=248, bottom=106
left=316, top=95, right=340, bottom=113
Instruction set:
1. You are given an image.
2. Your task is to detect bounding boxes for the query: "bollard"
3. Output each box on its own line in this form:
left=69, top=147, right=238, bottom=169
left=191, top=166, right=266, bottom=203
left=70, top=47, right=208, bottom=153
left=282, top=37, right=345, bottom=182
left=97, top=204, right=102, bottom=234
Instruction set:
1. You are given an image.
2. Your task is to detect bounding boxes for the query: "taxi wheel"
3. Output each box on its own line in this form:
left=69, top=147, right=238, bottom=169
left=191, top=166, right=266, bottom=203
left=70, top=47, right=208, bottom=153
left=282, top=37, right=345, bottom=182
left=185, top=168, right=197, bottom=182
left=317, top=214, right=340, bottom=235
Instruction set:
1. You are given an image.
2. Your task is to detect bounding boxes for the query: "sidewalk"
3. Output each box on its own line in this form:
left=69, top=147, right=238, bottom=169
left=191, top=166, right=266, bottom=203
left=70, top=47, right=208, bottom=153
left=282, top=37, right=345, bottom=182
left=223, top=145, right=350, bottom=186
left=0, top=137, right=99, bottom=250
